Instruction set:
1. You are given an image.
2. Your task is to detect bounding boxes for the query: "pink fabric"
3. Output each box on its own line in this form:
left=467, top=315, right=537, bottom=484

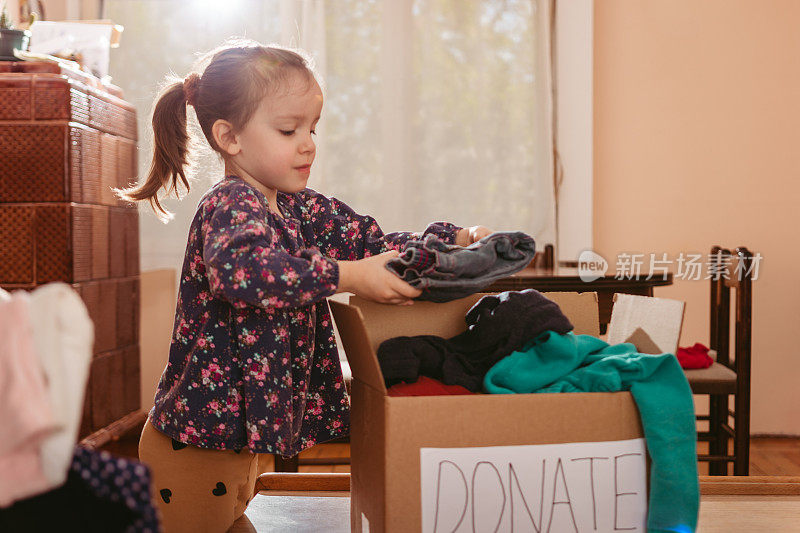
left=0, top=294, right=59, bottom=507
left=677, top=342, right=714, bottom=370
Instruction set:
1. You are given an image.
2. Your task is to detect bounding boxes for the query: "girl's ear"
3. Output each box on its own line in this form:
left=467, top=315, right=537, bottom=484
left=212, top=119, right=241, bottom=156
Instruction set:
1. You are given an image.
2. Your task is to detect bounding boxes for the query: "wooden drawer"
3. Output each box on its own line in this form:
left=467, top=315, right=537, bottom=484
left=0, top=204, right=139, bottom=286
left=73, top=275, right=140, bottom=354
left=0, top=123, right=137, bottom=205
left=0, top=71, right=137, bottom=139
left=89, top=349, right=126, bottom=431
left=1, top=64, right=142, bottom=440
left=86, top=345, right=141, bottom=433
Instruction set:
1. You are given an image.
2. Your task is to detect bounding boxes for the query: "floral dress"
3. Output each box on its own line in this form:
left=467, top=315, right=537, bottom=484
left=149, top=175, right=461, bottom=456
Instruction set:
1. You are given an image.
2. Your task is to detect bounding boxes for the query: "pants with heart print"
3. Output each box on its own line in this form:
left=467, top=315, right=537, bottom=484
left=139, top=419, right=259, bottom=532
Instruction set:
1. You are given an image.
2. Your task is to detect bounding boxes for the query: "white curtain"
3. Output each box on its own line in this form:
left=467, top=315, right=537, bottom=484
left=105, top=0, right=555, bottom=272
left=318, top=0, right=556, bottom=243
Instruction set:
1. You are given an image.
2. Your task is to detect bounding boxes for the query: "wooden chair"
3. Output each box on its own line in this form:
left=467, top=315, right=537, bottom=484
left=684, top=246, right=754, bottom=475
left=79, top=409, right=146, bottom=459
left=272, top=435, right=350, bottom=472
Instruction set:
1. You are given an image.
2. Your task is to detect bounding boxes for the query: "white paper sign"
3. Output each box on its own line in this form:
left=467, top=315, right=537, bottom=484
left=420, top=439, right=647, bottom=533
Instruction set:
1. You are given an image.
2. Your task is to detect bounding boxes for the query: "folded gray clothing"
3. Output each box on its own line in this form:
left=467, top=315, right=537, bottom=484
left=385, top=231, right=536, bottom=302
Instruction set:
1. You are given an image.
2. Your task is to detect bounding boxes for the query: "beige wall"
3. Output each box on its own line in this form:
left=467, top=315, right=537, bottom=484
left=140, top=269, right=177, bottom=412
left=594, top=0, right=800, bottom=435
left=40, top=0, right=99, bottom=21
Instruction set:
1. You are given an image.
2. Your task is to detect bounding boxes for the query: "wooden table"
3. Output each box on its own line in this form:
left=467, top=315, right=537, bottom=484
left=231, top=476, right=800, bottom=532
left=486, top=267, right=673, bottom=332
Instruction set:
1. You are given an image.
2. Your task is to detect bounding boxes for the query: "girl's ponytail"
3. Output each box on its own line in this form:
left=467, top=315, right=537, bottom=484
left=117, top=75, right=196, bottom=221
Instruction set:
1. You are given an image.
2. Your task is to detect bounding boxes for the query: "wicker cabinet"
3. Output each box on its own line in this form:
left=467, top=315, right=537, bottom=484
left=0, top=61, right=141, bottom=439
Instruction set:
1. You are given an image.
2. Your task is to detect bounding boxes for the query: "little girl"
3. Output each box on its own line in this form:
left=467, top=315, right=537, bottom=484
left=123, top=40, right=491, bottom=532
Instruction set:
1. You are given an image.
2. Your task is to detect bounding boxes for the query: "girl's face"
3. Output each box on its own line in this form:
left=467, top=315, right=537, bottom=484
left=230, top=71, right=323, bottom=197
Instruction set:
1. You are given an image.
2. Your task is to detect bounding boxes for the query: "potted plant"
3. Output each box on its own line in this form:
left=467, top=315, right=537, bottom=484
left=0, top=2, right=31, bottom=61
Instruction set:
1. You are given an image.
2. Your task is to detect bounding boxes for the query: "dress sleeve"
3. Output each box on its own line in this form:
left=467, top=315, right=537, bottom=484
left=202, top=184, right=339, bottom=309
left=302, top=189, right=462, bottom=260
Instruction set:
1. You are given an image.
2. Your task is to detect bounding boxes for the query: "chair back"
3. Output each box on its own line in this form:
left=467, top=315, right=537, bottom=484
left=709, top=247, right=754, bottom=378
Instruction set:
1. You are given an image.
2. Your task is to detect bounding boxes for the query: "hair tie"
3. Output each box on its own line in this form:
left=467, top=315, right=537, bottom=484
left=183, top=73, right=201, bottom=106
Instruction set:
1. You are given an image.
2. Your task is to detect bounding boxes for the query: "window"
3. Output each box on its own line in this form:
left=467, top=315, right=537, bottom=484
left=106, top=0, right=555, bottom=270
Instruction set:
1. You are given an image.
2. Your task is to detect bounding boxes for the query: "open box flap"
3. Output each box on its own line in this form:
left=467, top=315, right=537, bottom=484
left=347, top=295, right=483, bottom=348
left=329, top=300, right=388, bottom=394
left=545, top=291, right=600, bottom=336
left=329, top=296, right=483, bottom=394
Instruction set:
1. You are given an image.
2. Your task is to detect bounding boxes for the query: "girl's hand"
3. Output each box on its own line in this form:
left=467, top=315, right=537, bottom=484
left=456, top=225, right=493, bottom=246
left=337, top=251, right=422, bottom=305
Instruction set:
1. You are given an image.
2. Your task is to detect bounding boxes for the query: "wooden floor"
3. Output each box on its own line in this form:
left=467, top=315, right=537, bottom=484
left=257, top=436, right=800, bottom=476
left=747, top=438, right=800, bottom=476
left=694, top=437, right=800, bottom=476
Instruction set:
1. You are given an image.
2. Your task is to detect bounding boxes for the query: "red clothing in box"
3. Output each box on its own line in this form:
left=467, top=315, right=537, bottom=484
left=387, top=376, right=475, bottom=397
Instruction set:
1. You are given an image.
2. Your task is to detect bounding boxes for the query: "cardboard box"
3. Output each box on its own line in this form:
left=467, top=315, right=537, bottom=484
left=330, top=292, right=648, bottom=533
